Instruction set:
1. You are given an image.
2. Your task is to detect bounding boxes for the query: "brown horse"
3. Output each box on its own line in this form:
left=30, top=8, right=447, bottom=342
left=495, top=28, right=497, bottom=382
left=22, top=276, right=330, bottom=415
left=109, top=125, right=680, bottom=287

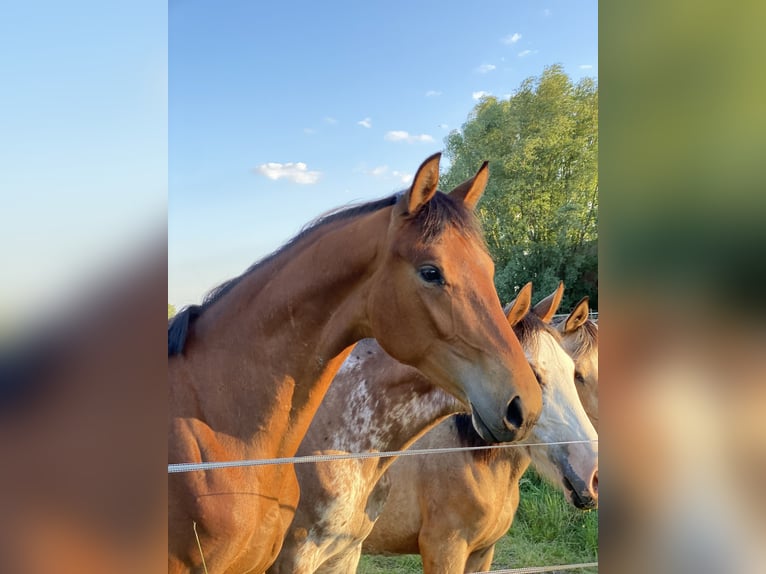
left=363, top=283, right=598, bottom=574
left=167, top=154, right=542, bottom=573
left=269, top=284, right=595, bottom=574
left=555, top=296, right=599, bottom=430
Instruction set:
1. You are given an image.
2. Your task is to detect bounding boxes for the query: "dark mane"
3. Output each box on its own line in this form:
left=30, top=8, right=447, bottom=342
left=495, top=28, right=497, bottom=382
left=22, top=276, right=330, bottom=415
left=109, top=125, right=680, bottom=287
left=453, top=412, right=526, bottom=464
left=452, top=413, right=496, bottom=460
left=200, top=194, right=400, bottom=314
left=409, top=190, right=485, bottom=246
left=510, top=311, right=561, bottom=356
left=168, top=190, right=484, bottom=356
left=168, top=305, right=202, bottom=356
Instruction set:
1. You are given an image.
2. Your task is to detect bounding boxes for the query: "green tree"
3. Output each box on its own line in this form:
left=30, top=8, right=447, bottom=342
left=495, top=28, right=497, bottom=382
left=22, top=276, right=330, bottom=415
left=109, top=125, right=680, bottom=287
left=442, top=65, right=598, bottom=310
left=168, top=304, right=176, bottom=319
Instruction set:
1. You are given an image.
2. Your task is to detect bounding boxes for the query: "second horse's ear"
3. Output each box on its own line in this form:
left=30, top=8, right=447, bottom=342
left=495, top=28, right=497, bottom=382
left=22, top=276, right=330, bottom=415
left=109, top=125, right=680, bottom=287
left=563, top=296, right=590, bottom=333
left=533, top=281, right=564, bottom=323
left=448, top=161, right=489, bottom=211
left=395, top=153, right=441, bottom=217
left=504, top=282, right=533, bottom=327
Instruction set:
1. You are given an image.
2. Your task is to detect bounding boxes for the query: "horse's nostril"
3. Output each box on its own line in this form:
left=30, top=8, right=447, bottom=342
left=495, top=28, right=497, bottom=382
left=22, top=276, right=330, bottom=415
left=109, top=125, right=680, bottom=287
left=504, top=396, right=524, bottom=430
left=591, top=469, right=599, bottom=498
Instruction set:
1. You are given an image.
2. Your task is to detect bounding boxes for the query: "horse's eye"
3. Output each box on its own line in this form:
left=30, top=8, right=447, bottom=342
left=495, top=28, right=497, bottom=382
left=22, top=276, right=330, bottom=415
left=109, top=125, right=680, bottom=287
left=418, top=265, right=445, bottom=285
left=575, top=371, right=585, bottom=384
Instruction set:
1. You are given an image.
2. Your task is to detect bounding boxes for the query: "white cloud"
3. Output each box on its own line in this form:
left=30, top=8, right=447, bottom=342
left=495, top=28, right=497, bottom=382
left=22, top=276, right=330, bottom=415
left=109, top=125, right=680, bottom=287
left=324, top=116, right=338, bottom=125
left=253, top=162, right=321, bottom=184
left=579, top=64, right=594, bottom=70
left=361, top=165, right=411, bottom=184
left=502, top=32, right=522, bottom=45
left=472, top=91, right=491, bottom=100
left=518, top=49, right=537, bottom=58
left=384, top=130, right=435, bottom=144
left=385, top=131, right=409, bottom=141
left=303, top=127, right=316, bottom=135
left=425, top=90, right=442, bottom=97
left=392, top=171, right=412, bottom=184
left=476, top=63, right=496, bottom=74
left=357, top=117, right=372, bottom=128
left=438, top=123, right=449, bottom=130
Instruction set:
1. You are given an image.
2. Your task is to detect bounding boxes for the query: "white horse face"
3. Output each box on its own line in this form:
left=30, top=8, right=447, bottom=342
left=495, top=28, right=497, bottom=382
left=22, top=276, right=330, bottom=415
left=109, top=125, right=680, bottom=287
left=524, top=324, right=598, bottom=509
left=573, top=340, right=599, bottom=431
left=556, top=297, right=599, bottom=431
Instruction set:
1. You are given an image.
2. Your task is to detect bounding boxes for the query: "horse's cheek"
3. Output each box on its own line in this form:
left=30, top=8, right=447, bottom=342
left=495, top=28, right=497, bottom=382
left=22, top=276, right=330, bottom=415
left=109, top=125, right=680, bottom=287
left=367, top=278, right=421, bottom=361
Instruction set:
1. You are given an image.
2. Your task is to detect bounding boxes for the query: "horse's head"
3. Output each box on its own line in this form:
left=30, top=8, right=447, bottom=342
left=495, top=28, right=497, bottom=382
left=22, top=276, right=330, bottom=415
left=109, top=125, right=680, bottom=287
left=556, top=296, right=599, bottom=431
left=506, top=282, right=598, bottom=510
left=367, top=153, right=542, bottom=443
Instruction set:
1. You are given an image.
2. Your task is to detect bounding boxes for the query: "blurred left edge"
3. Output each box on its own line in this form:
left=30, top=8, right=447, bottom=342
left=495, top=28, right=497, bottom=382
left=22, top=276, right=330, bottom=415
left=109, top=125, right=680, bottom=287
left=0, top=2, right=168, bottom=573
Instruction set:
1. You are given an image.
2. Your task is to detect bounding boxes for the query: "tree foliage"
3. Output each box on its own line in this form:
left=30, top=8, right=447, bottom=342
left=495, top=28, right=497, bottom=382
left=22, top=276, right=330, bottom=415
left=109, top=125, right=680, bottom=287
left=168, top=304, right=176, bottom=319
left=441, top=65, right=598, bottom=310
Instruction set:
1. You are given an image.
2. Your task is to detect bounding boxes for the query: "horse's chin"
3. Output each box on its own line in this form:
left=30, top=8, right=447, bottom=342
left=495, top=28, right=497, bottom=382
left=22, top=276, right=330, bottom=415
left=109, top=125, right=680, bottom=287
left=563, top=476, right=598, bottom=510
left=470, top=406, right=518, bottom=444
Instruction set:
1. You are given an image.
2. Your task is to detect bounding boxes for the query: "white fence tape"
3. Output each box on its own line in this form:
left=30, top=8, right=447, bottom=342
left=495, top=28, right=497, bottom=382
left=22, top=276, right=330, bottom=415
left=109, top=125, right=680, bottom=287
left=168, top=438, right=597, bottom=473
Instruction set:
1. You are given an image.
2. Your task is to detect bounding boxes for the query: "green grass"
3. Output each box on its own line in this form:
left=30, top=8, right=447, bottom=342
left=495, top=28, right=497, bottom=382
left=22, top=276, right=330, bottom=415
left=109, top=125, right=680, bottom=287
left=357, top=554, right=424, bottom=574
left=357, top=469, right=598, bottom=573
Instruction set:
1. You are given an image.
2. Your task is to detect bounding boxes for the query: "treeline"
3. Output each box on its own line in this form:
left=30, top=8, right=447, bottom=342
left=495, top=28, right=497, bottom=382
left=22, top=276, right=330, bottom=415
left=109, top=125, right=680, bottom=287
left=441, top=64, right=598, bottom=310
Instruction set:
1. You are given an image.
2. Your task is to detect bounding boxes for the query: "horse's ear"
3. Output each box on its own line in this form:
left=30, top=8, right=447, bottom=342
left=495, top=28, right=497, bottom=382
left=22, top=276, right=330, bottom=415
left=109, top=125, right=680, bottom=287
left=504, top=282, right=533, bottom=327
left=448, top=161, right=489, bottom=211
left=533, top=281, right=564, bottom=323
left=395, top=152, right=441, bottom=216
left=563, top=296, right=590, bottom=333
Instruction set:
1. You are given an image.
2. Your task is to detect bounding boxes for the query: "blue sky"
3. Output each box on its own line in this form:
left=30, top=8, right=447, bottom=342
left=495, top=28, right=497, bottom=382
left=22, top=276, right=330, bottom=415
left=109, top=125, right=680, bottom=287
left=169, top=0, right=597, bottom=307
left=1, top=2, right=166, bottom=324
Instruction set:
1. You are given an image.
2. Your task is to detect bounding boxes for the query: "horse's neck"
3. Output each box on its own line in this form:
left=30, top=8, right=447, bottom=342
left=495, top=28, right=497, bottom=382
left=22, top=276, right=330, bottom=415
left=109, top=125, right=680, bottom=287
left=172, top=209, right=390, bottom=456
left=434, top=413, right=532, bottom=470
left=305, top=341, right=465, bottom=457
